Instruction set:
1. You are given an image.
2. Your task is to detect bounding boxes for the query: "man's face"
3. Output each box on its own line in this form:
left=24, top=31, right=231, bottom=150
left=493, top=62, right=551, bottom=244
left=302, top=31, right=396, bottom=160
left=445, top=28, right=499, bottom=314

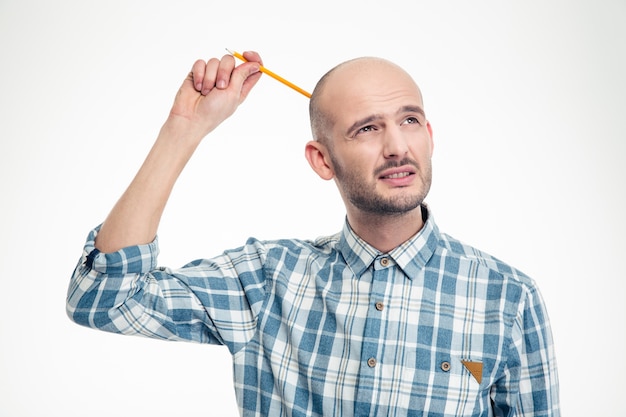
left=320, top=60, right=434, bottom=217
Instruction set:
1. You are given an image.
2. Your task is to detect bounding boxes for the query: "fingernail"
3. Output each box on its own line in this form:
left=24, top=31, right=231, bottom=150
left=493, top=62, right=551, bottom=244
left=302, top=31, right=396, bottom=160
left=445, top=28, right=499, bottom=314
left=217, top=80, right=226, bottom=89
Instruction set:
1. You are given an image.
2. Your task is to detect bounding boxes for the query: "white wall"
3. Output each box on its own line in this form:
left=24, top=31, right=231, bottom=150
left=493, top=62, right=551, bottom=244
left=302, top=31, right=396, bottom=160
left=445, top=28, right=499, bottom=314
left=1, top=1, right=624, bottom=415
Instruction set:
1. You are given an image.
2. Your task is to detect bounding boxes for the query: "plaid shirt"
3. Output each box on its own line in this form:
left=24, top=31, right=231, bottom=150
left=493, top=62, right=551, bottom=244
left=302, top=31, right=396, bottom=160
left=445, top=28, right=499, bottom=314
left=67, top=208, right=559, bottom=416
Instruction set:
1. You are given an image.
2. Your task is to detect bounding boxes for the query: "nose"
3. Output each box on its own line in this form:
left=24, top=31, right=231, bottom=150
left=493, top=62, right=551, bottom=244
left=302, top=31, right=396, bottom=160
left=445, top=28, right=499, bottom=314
left=383, top=125, right=409, bottom=159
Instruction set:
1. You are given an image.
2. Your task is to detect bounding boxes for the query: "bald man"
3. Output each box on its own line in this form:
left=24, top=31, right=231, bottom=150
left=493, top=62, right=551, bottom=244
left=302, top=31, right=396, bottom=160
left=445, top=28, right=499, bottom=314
left=67, top=51, right=560, bottom=416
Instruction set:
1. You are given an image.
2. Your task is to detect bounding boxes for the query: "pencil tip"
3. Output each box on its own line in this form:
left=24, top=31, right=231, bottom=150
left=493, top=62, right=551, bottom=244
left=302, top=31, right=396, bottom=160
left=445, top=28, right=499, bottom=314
left=225, top=48, right=234, bottom=55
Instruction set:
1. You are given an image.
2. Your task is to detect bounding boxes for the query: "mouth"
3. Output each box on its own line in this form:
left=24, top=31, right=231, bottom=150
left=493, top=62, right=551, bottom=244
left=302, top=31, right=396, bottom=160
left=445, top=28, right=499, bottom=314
left=377, top=167, right=416, bottom=187
left=378, top=165, right=416, bottom=180
left=380, top=171, right=413, bottom=179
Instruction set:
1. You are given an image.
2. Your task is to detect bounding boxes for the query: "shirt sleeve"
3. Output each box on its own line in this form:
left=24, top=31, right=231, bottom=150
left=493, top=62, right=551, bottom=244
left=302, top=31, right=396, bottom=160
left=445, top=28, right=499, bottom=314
left=66, top=226, right=269, bottom=354
left=491, top=283, right=561, bottom=416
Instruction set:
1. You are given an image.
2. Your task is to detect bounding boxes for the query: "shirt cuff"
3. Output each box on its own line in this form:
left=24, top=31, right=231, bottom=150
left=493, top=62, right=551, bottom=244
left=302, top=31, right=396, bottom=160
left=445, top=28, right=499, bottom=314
left=83, top=225, right=159, bottom=275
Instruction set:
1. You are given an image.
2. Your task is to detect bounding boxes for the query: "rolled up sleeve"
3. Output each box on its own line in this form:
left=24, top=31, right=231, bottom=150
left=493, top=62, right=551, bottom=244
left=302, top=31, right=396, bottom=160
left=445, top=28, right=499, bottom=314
left=66, top=226, right=267, bottom=350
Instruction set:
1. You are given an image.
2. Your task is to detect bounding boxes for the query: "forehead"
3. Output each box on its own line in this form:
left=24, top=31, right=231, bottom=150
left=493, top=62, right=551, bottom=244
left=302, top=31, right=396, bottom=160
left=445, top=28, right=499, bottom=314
left=319, top=59, right=424, bottom=121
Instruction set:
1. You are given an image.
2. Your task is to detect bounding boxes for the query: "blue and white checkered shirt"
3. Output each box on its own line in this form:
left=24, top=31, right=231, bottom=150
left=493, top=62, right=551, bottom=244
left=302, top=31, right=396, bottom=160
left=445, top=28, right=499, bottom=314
left=67, top=208, right=559, bottom=416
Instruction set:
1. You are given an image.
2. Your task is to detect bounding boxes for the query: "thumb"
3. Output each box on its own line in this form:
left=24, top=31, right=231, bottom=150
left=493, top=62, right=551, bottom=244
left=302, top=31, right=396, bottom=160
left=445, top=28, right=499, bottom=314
left=230, top=62, right=262, bottom=103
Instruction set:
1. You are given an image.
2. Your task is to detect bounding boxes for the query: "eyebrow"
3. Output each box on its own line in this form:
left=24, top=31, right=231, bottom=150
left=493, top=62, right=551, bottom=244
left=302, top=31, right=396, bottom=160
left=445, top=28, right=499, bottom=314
left=346, top=105, right=426, bottom=136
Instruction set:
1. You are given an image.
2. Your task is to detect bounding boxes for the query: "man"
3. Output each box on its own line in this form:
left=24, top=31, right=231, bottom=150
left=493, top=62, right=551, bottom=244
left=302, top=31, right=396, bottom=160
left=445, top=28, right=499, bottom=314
left=67, top=51, right=560, bottom=416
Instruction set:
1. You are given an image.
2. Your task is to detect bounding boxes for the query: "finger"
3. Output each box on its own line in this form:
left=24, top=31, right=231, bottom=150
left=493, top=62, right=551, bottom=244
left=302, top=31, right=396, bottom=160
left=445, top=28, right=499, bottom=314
left=202, top=58, right=220, bottom=95
left=191, top=59, right=206, bottom=92
left=242, top=50, right=263, bottom=66
left=230, top=61, right=262, bottom=103
left=240, top=65, right=262, bottom=101
left=239, top=51, right=263, bottom=100
left=215, top=54, right=236, bottom=90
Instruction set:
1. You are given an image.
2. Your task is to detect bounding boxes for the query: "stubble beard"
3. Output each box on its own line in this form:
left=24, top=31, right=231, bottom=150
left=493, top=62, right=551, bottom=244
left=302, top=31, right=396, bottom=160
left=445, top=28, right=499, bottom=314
left=333, top=157, right=432, bottom=216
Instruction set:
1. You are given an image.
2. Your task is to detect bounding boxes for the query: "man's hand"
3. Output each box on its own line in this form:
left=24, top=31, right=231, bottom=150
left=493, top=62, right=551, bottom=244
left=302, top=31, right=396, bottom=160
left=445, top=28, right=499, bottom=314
left=94, top=51, right=263, bottom=253
left=166, top=51, right=263, bottom=141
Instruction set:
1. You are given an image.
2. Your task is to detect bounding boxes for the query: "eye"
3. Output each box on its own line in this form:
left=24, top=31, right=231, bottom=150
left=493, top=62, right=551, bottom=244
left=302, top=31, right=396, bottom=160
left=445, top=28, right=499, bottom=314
left=356, top=125, right=376, bottom=134
left=402, top=116, right=421, bottom=125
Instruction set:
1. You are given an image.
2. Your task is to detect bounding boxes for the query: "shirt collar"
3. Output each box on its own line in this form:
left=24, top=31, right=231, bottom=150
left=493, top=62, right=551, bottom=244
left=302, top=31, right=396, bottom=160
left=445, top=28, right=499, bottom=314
left=337, top=205, right=440, bottom=279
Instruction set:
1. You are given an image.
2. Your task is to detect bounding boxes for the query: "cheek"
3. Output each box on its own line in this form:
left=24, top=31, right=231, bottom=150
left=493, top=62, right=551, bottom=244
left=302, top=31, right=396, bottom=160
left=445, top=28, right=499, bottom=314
left=335, top=141, right=394, bottom=176
left=410, top=139, right=433, bottom=160
left=335, top=156, right=375, bottom=185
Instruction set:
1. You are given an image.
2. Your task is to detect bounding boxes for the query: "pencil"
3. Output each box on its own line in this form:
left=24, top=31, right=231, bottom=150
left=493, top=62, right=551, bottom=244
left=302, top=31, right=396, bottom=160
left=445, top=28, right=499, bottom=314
left=226, top=49, right=311, bottom=99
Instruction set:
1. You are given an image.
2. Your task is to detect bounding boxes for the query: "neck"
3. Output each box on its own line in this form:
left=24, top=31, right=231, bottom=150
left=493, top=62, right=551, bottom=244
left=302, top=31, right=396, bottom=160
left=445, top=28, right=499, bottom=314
left=346, top=205, right=426, bottom=253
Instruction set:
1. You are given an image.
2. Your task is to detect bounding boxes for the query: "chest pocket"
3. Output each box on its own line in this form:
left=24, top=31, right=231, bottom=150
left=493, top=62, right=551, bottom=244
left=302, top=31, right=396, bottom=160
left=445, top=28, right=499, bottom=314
left=403, top=350, right=490, bottom=415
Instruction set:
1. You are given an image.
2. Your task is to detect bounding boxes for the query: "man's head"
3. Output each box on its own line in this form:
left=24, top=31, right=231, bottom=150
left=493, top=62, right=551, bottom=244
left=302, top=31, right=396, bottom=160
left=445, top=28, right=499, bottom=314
left=305, top=57, right=434, bottom=219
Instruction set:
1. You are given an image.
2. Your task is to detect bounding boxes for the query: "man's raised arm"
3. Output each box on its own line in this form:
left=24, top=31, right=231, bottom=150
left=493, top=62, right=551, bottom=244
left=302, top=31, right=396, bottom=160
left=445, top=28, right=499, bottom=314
left=94, top=52, right=262, bottom=253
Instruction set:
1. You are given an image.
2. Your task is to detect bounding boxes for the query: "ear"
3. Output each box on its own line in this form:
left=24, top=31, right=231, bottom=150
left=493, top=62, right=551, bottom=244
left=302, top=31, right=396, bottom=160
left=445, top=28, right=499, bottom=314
left=426, top=120, right=434, bottom=157
left=305, top=140, right=335, bottom=181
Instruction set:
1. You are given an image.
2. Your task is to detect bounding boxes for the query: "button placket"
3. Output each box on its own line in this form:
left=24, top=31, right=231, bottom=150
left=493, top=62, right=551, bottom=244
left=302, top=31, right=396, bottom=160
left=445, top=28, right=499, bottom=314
left=355, top=257, right=391, bottom=415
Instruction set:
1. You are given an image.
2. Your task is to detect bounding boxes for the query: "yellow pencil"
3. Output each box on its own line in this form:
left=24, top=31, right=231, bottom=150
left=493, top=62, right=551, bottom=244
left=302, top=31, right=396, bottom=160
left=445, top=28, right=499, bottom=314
left=227, top=49, right=311, bottom=99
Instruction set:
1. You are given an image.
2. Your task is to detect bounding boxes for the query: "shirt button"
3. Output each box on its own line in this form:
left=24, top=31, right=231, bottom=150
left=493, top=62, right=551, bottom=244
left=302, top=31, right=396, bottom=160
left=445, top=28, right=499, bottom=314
left=367, top=357, right=377, bottom=367
left=441, top=361, right=451, bottom=372
left=375, top=302, right=384, bottom=311
left=380, top=257, right=389, bottom=267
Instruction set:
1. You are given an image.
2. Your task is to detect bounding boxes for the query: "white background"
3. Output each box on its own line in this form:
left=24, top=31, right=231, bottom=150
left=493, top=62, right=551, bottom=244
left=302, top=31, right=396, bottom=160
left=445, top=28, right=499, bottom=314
left=1, top=1, right=624, bottom=415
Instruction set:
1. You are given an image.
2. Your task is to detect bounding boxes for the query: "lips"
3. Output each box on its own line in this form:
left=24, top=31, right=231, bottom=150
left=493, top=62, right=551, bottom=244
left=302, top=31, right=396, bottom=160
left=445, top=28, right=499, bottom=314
left=377, top=166, right=416, bottom=188
left=381, top=171, right=411, bottom=179
left=378, top=166, right=416, bottom=179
